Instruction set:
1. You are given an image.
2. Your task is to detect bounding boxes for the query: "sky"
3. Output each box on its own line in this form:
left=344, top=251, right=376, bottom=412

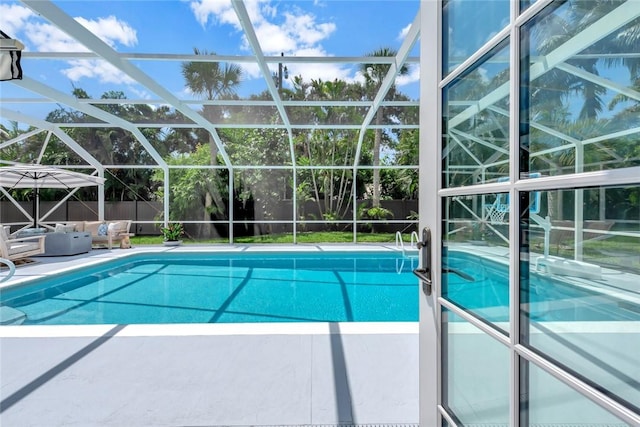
left=0, top=0, right=421, bottom=122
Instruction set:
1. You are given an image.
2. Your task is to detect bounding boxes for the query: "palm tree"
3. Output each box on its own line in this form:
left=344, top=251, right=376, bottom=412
left=360, top=47, right=409, bottom=208
left=181, top=48, right=243, bottom=237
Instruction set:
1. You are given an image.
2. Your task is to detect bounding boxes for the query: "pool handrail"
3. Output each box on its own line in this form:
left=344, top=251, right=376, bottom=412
left=0, top=257, right=16, bottom=283
left=395, top=231, right=420, bottom=258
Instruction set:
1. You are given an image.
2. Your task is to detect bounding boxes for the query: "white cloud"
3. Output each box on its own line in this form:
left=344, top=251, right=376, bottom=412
left=0, top=4, right=34, bottom=39
left=3, top=9, right=138, bottom=88
left=25, top=21, right=91, bottom=52
left=128, top=86, right=153, bottom=100
left=188, top=1, right=335, bottom=55
left=282, top=12, right=335, bottom=47
left=76, top=16, right=137, bottom=48
left=396, top=64, right=420, bottom=86
left=189, top=0, right=347, bottom=85
left=398, top=23, right=411, bottom=41
left=20, top=16, right=137, bottom=53
left=285, top=61, right=352, bottom=87
left=189, top=0, right=237, bottom=27
left=254, top=0, right=277, bottom=21
left=241, top=62, right=262, bottom=80
left=280, top=46, right=344, bottom=82
left=250, top=21, right=297, bottom=54
left=477, top=67, right=489, bottom=83
left=62, top=59, right=136, bottom=85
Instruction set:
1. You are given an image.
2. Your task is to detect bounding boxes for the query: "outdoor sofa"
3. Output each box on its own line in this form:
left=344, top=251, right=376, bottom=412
left=63, top=220, right=133, bottom=249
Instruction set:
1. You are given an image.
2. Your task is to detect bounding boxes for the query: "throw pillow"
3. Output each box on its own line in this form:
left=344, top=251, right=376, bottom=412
left=107, top=222, right=123, bottom=233
left=54, top=223, right=75, bottom=233
left=97, top=222, right=108, bottom=236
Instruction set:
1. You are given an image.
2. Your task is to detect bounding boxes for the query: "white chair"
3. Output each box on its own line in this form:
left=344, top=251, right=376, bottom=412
left=0, top=225, right=46, bottom=262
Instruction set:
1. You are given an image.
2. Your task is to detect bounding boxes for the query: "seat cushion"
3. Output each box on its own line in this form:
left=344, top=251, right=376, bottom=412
left=8, top=242, right=40, bottom=255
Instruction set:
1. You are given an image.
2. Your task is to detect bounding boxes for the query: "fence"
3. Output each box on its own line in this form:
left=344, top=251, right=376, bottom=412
left=0, top=199, right=419, bottom=237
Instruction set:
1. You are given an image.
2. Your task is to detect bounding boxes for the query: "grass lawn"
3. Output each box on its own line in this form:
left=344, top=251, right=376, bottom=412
left=130, top=231, right=413, bottom=245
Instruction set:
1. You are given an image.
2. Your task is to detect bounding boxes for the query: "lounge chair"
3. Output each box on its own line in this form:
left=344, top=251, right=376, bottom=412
left=0, top=225, right=46, bottom=262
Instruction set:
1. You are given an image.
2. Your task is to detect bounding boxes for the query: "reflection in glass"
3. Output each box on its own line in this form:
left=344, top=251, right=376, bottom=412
left=523, top=186, right=639, bottom=273
left=524, top=361, right=633, bottom=426
left=521, top=185, right=640, bottom=411
left=443, top=195, right=510, bottom=331
left=442, top=0, right=510, bottom=75
left=442, top=40, right=510, bottom=188
left=521, top=1, right=640, bottom=177
left=519, top=0, right=534, bottom=13
left=443, top=310, right=509, bottom=425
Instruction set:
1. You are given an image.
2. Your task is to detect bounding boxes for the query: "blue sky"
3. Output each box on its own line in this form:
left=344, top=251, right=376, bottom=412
left=0, top=0, right=421, bottom=119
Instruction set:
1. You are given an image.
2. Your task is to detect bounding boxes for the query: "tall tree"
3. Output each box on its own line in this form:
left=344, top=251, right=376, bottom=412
left=181, top=48, right=243, bottom=237
left=224, top=126, right=291, bottom=236
left=291, top=77, right=369, bottom=223
left=43, top=87, right=164, bottom=201
left=360, top=47, right=409, bottom=208
left=152, top=144, right=228, bottom=233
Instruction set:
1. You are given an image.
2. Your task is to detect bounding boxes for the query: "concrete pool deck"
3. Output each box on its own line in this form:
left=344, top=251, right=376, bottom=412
left=0, top=244, right=419, bottom=427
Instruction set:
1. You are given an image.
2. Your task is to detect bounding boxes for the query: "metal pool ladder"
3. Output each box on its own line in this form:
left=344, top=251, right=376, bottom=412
left=395, top=231, right=420, bottom=274
left=395, top=230, right=420, bottom=257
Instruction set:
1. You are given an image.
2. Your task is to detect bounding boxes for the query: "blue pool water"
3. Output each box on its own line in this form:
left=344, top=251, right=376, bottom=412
left=443, top=250, right=639, bottom=323
left=0, top=252, right=419, bottom=325
left=2, top=250, right=636, bottom=326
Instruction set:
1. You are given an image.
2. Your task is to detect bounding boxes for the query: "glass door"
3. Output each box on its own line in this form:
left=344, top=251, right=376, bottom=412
left=418, top=1, right=640, bottom=425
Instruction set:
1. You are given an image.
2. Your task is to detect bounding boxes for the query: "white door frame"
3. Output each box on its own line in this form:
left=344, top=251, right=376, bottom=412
left=418, top=1, right=441, bottom=425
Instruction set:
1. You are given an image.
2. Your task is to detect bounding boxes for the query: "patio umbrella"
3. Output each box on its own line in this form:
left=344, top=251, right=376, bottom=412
left=0, top=165, right=105, bottom=228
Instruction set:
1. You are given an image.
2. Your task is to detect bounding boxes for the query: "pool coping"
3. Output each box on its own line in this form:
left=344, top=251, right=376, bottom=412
left=0, top=321, right=419, bottom=338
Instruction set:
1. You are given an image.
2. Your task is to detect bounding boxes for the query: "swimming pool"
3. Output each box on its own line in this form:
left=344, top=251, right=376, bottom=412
left=0, top=251, right=419, bottom=325
left=3, top=248, right=636, bottom=327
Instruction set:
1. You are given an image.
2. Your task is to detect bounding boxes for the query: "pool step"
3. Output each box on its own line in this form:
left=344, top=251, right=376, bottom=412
left=0, top=305, right=27, bottom=325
